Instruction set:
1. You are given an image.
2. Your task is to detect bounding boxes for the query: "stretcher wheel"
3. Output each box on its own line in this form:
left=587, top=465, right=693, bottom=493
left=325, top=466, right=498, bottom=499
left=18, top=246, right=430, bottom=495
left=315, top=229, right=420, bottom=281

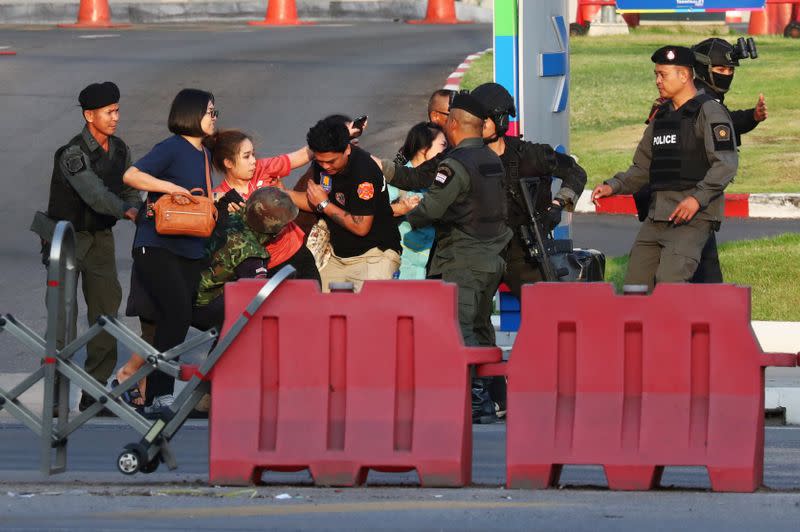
left=117, top=450, right=141, bottom=475
left=140, top=457, right=160, bottom=474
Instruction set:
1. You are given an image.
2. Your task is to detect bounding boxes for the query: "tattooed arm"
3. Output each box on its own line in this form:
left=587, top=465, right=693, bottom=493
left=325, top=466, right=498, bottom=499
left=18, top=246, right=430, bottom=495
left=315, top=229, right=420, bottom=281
left=319, top=202, right=374, bottom=236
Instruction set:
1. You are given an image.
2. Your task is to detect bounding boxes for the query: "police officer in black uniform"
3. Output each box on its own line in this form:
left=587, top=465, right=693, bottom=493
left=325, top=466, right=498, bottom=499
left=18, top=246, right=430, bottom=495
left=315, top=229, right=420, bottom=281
left=592, top=46, right=738, bottom=290
left=634, top=38, right=767, bottom=283
left=395, top=92, right=512, bottom=424
left=470, top=82, right=588, bottom=298
left=31, top=82, right=142, bottom=412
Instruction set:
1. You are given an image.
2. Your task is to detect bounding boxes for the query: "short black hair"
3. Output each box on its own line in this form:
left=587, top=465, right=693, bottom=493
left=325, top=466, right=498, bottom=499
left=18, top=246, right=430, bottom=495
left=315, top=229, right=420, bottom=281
left=168, top=88, right=215, bottom=137
left=323, top=114, right=352, bottom=126
left=428, top=89, right=454, bottom=115
left=307, top=117, right=351, bottom=153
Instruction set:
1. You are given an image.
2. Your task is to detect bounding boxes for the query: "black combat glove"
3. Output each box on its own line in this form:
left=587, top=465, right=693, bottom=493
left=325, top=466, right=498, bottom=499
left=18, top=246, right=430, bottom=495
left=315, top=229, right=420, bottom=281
left=392, top=150, right=408, bottom=167
left=542, top=202, right=563, bottom=233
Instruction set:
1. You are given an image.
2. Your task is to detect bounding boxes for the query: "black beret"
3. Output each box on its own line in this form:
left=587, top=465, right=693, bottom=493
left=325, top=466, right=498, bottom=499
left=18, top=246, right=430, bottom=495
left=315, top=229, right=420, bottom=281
left=78, top=81, right=120, bottom=110
left=651, top=46, right=695, bottom=67
left=450, top=92, right=488, bottom=120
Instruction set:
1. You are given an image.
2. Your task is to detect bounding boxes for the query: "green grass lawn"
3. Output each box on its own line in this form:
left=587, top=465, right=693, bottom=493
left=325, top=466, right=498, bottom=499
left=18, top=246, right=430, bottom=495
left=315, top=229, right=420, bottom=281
left=460, top=27, right=800, bottom=193
left=603, top=233, right=800, bottom=321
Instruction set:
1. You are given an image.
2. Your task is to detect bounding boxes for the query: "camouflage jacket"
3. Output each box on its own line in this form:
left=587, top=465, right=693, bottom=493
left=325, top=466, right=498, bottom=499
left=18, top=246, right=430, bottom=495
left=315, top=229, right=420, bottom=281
left=196, top=212, right=271, bottom=307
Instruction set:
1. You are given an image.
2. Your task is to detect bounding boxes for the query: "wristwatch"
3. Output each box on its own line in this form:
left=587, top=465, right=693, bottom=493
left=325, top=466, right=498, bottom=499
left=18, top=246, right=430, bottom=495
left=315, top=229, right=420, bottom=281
left=316, top=200, right=330, bottom=213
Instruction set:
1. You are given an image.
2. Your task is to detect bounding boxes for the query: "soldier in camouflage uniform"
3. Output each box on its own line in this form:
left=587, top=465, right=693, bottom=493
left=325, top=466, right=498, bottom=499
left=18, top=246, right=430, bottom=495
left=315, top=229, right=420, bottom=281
left=193, top=187, right=299, bottom=331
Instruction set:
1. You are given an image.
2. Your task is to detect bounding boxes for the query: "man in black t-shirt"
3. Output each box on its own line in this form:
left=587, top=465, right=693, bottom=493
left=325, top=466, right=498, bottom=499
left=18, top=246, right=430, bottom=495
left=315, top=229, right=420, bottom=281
left=295, top=117, right=401, bottom=292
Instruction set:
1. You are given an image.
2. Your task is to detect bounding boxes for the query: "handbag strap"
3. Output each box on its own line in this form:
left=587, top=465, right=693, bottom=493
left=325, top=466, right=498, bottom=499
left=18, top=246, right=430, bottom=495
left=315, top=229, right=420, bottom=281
left=203, top=148, right=212, bottom=197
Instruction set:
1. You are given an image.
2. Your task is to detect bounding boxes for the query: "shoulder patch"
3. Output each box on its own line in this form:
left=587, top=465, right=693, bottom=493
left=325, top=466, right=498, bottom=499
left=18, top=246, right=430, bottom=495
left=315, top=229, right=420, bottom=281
left=63, top=149, right=86, bottom=175
left=433, top=164, right=455, bottom=186
left=711, top=123, right=735, bottom=151
left=357, top=181, right=374, bottom=200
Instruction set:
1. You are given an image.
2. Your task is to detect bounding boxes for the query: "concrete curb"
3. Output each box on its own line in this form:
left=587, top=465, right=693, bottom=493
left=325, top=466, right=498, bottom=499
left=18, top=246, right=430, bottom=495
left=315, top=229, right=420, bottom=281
left=0, top=0, right=493, bottom=25
left=575, top=191, right=800, bottom=219
left=442, top=47, right=491, bottom=90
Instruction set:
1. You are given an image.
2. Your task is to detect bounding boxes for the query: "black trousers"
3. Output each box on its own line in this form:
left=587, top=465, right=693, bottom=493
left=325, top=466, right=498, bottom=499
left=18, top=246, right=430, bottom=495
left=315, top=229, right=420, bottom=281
left=690, top=231, right=723, bottom=283
left=191, top=245, right=322, bottom=334
left=268, top=245, right=321, bottom=284
left=133, top=246, right=203, bottom=401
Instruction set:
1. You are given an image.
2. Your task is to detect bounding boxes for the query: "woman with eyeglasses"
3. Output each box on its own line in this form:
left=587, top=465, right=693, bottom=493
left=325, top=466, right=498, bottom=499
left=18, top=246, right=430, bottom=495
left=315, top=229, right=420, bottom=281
left=122, top=88, right=217, bottom=418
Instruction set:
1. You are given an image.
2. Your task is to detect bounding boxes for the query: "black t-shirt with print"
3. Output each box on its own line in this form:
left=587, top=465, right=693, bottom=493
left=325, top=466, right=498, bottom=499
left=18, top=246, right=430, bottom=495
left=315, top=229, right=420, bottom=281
left=313, top=145, right=400, bottom=258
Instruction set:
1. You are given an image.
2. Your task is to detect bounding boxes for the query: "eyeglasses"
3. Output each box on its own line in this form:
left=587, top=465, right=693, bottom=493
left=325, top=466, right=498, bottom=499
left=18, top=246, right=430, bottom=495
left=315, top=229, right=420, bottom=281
left=206, top=109, right=219, bottom=118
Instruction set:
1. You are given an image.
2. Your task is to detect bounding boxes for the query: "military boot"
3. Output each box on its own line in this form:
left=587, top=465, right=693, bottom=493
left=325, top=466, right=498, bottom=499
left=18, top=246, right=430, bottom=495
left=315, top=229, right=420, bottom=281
left=471, top=378, right=498, bottom=424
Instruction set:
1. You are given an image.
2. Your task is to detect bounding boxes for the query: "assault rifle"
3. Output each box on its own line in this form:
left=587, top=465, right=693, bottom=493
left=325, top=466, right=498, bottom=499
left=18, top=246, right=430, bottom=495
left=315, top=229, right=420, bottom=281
left=518, top=177, right=571, bottom=282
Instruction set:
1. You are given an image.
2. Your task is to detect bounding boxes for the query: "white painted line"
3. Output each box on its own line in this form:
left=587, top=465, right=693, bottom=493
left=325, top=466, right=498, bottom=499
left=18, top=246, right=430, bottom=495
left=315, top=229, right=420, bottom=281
left=752, top=321, right=800, bottom=353
left=443, top=84, right=460, bottom=90
left=448, top=71, right=465, bottom=78
left=466, top=54, right=480, bottom=60
left=0, top=46, right=11, bottom=50
left=457, top=62, right=471, bottom=70
left=574, top=191, right=595, bottom=213
left=79, top=34, right=120, bottom=39
left=765, top=387, right=800, bottom=425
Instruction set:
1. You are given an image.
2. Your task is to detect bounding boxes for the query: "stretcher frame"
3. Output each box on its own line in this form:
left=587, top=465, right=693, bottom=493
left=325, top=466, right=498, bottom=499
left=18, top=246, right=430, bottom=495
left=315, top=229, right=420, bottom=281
left=0, top=220, right=295, bottom=476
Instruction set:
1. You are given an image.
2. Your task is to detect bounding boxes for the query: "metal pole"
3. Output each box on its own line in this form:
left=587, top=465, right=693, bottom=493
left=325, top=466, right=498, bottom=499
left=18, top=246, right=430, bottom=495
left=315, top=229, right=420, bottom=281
left=42, top=220, right=77, bottom=474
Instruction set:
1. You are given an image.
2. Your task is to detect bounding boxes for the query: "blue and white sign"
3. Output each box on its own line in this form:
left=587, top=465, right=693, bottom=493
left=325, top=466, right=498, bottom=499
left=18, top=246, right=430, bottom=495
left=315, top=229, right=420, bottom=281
left=616, top=0, right=764, bottom=11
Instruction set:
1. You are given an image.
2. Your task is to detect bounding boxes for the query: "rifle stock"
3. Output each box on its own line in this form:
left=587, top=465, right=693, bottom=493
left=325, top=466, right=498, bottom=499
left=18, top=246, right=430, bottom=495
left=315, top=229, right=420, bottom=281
left=518, top=177, right=559, bottom=282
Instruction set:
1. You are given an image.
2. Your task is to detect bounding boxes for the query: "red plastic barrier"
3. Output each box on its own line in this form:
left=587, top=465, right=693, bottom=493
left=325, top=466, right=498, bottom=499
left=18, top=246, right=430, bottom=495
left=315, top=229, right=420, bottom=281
left=478, top=283, right=796, bottom=492
left=724, top=193, right=750, bottom=217
left=209, top=279, right=501, bottom=487
left=595, top=194, right=751, bottom=218
left=594, top=194, right=636, bottom=215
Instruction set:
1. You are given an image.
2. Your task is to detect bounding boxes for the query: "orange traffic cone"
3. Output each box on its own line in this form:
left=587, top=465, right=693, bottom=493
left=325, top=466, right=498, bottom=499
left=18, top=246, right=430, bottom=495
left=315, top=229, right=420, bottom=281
left=249, top=0, right=313, bottom=26
left=58, top=0, right=129, bottom=29
left=768, top=2, right=794, bottom=34
left=747, top=9, right=769, bottom=35
left=408, top=0, right=469, bottom=25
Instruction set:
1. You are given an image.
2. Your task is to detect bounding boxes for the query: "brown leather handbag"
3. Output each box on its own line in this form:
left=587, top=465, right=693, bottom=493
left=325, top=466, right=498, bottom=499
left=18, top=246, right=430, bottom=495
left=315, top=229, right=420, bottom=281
left=153, top=149, right=218, bottom=238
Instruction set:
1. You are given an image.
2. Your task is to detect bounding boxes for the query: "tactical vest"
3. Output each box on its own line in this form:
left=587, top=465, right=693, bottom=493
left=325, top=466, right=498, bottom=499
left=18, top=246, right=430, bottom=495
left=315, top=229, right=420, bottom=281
left=649, top=93, right=713, bottom=192
left=47, top=133, right=127, bottom=232
left=503, top=136, right=553, bottom=227
left=440, top=143, right=507, bottom=240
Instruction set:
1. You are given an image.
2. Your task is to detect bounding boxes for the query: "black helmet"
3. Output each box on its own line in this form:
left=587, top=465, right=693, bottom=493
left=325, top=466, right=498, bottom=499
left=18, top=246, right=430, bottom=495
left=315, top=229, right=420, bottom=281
left=692, top=38, right=738, bottom=94
left=471, top=82, right=516, bottom=118
left=693, top=38, right=739, bottom=68
left=471, top=83, right=516, bottom=137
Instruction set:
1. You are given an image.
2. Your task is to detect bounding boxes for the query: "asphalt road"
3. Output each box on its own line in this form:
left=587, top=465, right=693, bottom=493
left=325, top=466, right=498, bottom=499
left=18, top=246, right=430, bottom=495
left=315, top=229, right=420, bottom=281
left=0, top=21, right=491, bottom=373
left=1, top=22, right=800, bottom=531
left=0, top=422, right=799, bottom=530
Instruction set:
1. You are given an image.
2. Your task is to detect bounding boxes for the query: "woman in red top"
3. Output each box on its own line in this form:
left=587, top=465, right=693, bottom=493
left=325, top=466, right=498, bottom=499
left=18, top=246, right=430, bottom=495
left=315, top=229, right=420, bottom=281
left=205, top=130, right=320, bottom=282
